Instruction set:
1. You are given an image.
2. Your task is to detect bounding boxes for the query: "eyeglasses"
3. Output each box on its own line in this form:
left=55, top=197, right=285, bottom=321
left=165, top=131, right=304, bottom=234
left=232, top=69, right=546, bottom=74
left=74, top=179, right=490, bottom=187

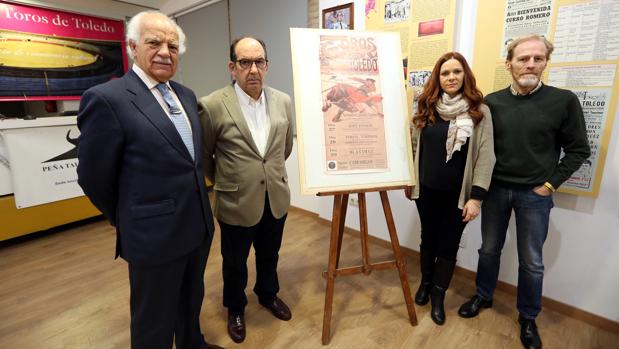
left=235, top=58, right=268, bottom=70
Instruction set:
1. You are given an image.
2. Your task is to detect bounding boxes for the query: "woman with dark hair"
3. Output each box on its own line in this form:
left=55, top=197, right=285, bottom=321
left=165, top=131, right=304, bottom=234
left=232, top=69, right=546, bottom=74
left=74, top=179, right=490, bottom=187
left=405, top=52, right=495, bottom=325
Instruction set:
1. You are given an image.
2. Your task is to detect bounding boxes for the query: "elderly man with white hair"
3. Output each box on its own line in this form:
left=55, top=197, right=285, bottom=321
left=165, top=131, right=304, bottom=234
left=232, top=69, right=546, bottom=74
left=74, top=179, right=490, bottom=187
left=77, top=11, right=222, bottom=349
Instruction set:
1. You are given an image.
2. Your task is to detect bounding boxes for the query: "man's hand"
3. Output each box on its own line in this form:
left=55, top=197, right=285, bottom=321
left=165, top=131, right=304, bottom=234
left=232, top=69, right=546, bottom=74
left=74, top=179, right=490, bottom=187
left=533, top=185, right=552, bottom=197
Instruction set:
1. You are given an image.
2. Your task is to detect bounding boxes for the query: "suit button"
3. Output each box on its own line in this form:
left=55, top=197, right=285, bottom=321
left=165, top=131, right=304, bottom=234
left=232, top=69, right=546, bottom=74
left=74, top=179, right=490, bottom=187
left=260, top=180, right=265, bottom=184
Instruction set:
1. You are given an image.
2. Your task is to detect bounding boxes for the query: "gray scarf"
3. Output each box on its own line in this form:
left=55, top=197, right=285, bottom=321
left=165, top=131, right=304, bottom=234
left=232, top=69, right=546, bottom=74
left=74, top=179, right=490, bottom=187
left=435, top=93, right=473, bottom=162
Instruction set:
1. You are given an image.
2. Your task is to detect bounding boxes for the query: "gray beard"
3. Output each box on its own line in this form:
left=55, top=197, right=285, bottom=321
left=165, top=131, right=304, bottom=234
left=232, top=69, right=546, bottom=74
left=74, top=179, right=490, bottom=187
left=517, top=76, right=539, bottom=88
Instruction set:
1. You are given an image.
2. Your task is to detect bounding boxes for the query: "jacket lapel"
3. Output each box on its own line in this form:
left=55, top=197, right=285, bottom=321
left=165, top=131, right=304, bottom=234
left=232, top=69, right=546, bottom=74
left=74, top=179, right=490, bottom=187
left=263, top=87, right=278, bottom=155
left=221, top=85, right=261, bottom=156
left=125, top=71, right=193, bottom=162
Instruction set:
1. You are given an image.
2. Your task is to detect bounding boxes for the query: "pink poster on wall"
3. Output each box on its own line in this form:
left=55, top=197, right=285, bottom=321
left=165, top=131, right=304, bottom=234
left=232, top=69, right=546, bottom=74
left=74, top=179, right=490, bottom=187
left=0, top=0, right=127, bottom=101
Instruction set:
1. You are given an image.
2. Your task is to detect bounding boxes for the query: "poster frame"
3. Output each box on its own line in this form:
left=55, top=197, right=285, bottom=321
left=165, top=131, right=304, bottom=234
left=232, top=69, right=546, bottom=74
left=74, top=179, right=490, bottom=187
left=290, top=28, right=415, bottom=195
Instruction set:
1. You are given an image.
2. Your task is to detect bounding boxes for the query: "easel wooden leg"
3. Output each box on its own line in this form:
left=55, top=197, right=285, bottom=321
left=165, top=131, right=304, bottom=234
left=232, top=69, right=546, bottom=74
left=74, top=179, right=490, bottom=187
left=379, top=191, right=418, bottom=325
left=358, top=193, right=371, bottom=274
left=323, top=194, right=345, bottom=345
left=335, top=194, right=348, bottom=268
left=320, top=189, right=418, bottom=344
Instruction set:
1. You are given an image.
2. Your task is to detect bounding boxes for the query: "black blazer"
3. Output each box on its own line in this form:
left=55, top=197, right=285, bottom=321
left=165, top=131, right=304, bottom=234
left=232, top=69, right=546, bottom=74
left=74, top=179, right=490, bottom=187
left=77, top=70, right=214, bottom=266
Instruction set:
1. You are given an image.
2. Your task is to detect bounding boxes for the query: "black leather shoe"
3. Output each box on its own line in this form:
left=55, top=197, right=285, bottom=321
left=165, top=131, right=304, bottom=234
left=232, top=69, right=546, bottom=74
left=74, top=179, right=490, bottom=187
left=227, top=313, right=245, bottom=343
left=414, top=281, right=431, bottom=305
left=260, top=297, right=292, bottom=321
left=458, top=295, right=492, bottom=318
left=519, top=316, right=542, bottom=349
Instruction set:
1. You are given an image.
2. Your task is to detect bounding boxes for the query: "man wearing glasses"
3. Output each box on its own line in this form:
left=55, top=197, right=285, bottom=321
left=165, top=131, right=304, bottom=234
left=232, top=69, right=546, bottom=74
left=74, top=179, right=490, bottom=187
left=198, top=37, right=294, bottom=344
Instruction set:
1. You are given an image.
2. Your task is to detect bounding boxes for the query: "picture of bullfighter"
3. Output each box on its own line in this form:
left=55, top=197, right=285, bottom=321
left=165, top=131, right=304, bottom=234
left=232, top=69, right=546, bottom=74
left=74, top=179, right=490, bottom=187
left=321, top=76, right=384, bottom=122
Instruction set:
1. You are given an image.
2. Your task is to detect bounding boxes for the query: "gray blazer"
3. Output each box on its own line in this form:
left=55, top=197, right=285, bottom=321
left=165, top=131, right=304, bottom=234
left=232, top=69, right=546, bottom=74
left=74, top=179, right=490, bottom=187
left=412, top=104, right=495, bottom=208
left=198, top=85, right=293, bottom=227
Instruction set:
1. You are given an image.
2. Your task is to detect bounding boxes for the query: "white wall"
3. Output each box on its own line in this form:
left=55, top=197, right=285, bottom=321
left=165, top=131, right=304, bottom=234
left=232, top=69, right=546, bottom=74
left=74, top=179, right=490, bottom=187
left=307, top=0, right=619, bottom=322
left=161, top=0, right=222, bottom=17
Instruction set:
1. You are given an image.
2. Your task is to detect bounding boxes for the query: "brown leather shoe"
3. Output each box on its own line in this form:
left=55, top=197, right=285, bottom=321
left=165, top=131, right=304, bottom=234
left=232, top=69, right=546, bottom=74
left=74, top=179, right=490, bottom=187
left=227, top=313, right=245, bottom=343
left=260, top=297, right=292, bottom=321
left=203, top=342, right=225, bottom=349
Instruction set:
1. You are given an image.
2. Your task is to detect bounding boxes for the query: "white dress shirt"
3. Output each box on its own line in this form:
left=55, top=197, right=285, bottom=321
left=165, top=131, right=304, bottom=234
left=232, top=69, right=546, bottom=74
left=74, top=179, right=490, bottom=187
left=132, top=64, right=192, bottom=131
left=234, top=83, right=270, bottom=156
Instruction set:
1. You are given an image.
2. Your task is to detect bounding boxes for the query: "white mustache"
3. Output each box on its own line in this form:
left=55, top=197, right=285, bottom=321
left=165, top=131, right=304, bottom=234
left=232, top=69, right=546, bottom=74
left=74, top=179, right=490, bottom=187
left=154, top=58, right=172, bottom=65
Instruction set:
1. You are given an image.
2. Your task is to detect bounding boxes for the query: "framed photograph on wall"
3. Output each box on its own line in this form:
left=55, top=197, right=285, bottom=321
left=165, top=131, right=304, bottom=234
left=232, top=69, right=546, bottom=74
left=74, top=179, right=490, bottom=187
left=290, top=28, right=414, bottom=194
left=322, top=3, right=354, bottom=30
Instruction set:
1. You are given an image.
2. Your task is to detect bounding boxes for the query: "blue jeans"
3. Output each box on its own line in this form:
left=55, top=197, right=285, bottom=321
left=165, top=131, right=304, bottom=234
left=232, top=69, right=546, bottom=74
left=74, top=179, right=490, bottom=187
left=475, top=183, right=553, bottom=319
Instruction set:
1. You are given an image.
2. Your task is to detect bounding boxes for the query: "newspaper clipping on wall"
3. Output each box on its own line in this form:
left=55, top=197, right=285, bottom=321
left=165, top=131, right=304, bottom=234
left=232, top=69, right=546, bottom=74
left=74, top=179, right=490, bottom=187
left=500, top=0, right=553, bottom=57
left=562, top=89, right=611, bottom=191
left=552, top=0, right=619, bottom=63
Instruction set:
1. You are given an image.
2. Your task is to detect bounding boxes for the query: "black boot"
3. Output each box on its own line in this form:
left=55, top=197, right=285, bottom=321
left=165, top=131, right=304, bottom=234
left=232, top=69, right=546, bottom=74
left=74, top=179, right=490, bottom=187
left=415, top=249, right=435, bottom=305
left=430, top=285, right=446, bottom=325
left=430, top=257, right=456, bottom=325
left=415, top=280, right=432, bottom=305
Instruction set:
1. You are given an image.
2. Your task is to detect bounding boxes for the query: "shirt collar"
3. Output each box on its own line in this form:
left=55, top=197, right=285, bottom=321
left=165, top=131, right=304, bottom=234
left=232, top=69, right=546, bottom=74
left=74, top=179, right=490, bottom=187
left=510, top=81, right=543, bottom=96
left=132, top=64, right=171, bottom=91
left=234, top=82, right=265, bottom=106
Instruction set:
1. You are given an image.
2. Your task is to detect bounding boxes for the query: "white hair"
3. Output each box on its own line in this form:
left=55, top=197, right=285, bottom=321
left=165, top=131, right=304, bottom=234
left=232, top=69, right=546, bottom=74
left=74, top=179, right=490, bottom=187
left=126, top=11, right=187, bottom=55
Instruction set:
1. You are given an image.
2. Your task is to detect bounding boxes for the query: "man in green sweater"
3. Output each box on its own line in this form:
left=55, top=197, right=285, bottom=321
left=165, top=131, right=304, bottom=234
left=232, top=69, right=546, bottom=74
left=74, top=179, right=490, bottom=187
left=457, top=34, right=590, bottom=349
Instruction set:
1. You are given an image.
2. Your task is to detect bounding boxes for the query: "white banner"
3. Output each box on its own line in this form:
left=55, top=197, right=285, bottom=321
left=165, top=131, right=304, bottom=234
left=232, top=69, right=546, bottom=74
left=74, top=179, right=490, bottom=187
left=0, top=135, right=12, bottom=195
left=1, top=123, right=84, bottom=208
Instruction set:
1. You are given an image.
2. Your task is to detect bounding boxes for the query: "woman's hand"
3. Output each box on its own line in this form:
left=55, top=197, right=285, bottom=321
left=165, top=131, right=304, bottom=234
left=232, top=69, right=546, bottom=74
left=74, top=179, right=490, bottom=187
left=404, top=186, right=413, bottom=201
left=462, top=199, right=481, bottom=222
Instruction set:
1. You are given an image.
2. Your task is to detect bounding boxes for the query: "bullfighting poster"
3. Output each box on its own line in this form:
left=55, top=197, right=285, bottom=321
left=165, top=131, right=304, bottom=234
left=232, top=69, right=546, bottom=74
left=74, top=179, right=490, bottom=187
left=320, top=34, right=388, bottom=173
left=0, top=0, right=127, bottom=101
left=291, top=28, right=414, bottom=195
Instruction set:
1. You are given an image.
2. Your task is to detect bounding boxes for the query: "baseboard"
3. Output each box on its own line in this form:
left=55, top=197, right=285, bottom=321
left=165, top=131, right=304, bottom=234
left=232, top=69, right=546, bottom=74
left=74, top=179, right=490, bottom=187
left=288, top=205, right=619, bottom=334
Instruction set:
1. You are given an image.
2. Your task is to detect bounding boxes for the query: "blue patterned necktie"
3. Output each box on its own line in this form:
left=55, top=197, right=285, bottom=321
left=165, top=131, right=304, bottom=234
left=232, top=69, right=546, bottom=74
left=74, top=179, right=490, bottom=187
left=155, top=83, right=195, bottom=160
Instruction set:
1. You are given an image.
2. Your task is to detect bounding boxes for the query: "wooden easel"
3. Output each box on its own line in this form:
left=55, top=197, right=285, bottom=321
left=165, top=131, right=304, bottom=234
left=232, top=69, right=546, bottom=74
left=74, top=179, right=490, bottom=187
left=317, top=186, right=418, bottom=345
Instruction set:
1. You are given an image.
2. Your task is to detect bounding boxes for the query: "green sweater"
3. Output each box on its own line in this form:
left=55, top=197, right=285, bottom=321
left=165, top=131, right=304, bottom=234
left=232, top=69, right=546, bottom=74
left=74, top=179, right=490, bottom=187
left=485, top=84, right=590, bottom=189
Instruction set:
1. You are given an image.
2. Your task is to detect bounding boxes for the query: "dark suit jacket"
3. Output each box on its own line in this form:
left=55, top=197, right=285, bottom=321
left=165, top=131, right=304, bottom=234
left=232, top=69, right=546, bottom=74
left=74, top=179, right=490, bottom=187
left=77, top=70, right=215, bottom=266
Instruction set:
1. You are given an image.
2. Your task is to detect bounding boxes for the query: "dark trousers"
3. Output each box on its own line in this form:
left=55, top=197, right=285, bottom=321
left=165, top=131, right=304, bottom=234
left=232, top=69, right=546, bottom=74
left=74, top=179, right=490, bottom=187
left=128, top=238, right=211, bottom=349
left=476, top=183, right=553, bottom=319
left=219, top=194, right=287, bottom=314
left=415, top=185, right=468, bottom=261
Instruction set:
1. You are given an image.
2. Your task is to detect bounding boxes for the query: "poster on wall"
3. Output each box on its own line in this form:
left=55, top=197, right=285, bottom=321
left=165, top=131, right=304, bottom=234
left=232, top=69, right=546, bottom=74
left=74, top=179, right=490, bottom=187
left=365, top=0, right=458, bottom=119
left=500, top=0, right=554, bottom=57
left=552, top=1, right=619, bottom=63
left=384, top=0, right=410, bottom=24
left=0, top=0, right=127, bottom=101
left=562, top=89, right=611, bottom=192
left=291, top=28, right=414, bottom=194
left=472, top=0, right=619, bottom=197
left=0, top=118, right=84, bottom=208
